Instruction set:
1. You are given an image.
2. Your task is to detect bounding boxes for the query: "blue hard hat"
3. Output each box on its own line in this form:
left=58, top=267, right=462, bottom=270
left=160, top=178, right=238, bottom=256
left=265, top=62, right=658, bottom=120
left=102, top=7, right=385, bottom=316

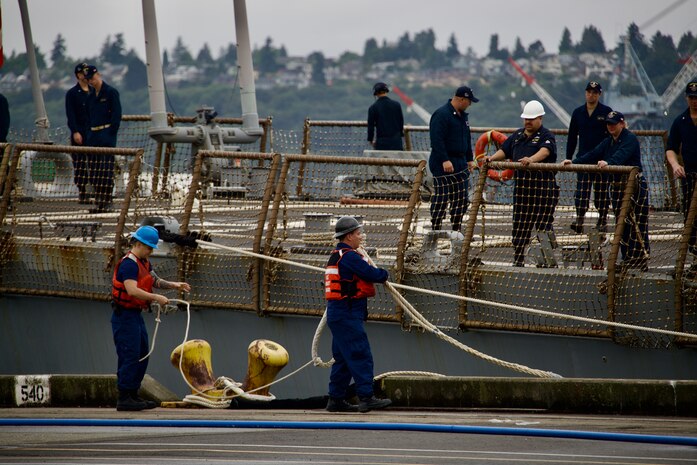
left=132, top=225, right=159, bottom=249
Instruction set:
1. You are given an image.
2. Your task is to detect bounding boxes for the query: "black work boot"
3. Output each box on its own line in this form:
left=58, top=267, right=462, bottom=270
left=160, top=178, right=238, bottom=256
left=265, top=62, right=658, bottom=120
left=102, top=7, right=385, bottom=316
left=131, top=390, right=158, bottom=409
left=78, top=190, right=90, bottom=204
left=570, top=215, right=584, bottom=234
left=596, top=217, right=608, bottom=234
left=358, top=396, right=391, bottom=413
left=326, top=397, right=358, bottom=412
left=116, top=390, right=147, bottom=411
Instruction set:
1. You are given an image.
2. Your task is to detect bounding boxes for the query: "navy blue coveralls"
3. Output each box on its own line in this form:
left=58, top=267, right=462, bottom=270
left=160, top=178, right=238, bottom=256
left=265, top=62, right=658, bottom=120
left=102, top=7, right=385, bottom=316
left=500, top=126, right=559, bottom=266
left=65, top=83, right=90, bottom=194
left=0, top=94, right=9, bottom=196
left=86, top=81, right=122, bottom=208
left=567, top=102, right=613, bottom=224
left=666, top=108, right=697, bottom=255
left=111, top=256, right=151, bottom=393
left=574, top=128, right=650, bottom=265
left=428, top=99, right=474, bottom=231
left=0, top=93, right=9, bottom=143
left=326, top=243, right=388, bottom=400
left=367, top=96, right=404, bottom=150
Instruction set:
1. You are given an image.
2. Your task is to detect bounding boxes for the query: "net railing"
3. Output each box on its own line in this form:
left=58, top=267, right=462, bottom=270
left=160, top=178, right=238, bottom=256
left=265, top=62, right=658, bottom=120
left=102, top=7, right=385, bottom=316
left=1, top=119, right=695, bottom=349
left=176, top=150, right=280, bottom=313
left=0, top=143, right=143, bottom=300
left=260, top=153, right=426, bottom=321
left=459, top=162, right=675, bottom=348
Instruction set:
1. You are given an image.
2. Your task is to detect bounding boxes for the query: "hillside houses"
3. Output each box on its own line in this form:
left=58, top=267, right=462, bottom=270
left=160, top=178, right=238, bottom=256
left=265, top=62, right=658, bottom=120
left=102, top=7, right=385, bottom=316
left=0, top=51, right=618, bottom=93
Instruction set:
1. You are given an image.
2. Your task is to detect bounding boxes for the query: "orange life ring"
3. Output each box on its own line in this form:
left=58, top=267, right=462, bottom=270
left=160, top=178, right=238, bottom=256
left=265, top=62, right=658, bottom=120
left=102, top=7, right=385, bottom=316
left=474, top=130, right=513, bottom=182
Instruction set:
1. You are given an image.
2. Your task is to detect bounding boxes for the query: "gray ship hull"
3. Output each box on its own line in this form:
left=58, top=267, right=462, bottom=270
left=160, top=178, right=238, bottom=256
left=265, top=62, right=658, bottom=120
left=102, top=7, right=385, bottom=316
left=2, top=293, right=696, bottom=400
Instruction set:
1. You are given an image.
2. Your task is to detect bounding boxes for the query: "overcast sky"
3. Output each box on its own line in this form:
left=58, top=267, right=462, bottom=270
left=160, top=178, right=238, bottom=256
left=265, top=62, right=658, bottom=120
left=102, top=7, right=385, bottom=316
left=2, top=0, right=697, bottom=63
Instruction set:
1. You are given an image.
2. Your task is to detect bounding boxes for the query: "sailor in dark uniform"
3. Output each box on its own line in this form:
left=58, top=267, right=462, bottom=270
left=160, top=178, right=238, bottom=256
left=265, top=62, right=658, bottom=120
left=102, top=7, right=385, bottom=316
left=428, top=86, right=479, bottom=232
left=65, top=62, right=91, bottom=203
left=564, top=111, right=650, bottom=271
left=666, top=81, right=697, bottom=261
left=566, top=81, right=613, bottom=233
left=367, top=82, right=404, bottom=150
left=324, top=216, right=391, bottom=413
left=112, top=225, right=191, bottom=411
left=84, top=64, right=122, bottom=213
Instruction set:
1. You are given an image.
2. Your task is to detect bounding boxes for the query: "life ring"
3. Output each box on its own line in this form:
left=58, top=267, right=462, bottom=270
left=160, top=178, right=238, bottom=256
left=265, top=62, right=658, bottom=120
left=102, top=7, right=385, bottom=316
left=474, top=130, right=514, bottom=182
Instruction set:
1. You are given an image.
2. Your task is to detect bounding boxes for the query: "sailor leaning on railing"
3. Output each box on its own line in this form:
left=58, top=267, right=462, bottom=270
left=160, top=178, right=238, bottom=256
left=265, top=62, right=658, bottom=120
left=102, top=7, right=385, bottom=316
left=487, top=100, right=560, bottom=268
left=563, top=110, right=650, bottom=271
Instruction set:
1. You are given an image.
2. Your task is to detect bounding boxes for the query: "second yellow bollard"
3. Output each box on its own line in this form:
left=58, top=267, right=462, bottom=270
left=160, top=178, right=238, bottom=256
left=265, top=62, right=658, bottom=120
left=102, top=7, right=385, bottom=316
left=242, top=339, right=289, bottom=397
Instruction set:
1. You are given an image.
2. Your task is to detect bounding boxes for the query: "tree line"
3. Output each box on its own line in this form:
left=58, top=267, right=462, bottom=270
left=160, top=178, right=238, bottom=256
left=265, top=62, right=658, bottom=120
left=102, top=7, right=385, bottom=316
left=4, top=22, right=695, bottom=80
left=2, top=23, right=695, bottom=132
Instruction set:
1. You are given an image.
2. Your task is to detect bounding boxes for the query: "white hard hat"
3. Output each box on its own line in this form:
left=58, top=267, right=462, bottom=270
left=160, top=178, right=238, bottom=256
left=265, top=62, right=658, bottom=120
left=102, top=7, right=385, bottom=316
left=520, top=100, right=545, bottom=119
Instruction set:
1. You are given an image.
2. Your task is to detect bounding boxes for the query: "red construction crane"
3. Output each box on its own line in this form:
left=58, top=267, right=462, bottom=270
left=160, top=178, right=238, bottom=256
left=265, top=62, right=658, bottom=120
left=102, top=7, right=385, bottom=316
left=508, top=56, right=572, bottom=127
left=391, top=84, right=432, bottom=125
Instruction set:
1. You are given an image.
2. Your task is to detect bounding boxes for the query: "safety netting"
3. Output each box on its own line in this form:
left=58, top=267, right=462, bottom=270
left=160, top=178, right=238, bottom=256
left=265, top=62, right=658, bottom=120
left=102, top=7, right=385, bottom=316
left=1, top=119, right=695, bottom=349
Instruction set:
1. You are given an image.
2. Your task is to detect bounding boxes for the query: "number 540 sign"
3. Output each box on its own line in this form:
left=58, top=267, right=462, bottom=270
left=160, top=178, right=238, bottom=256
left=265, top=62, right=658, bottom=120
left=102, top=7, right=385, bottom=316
left=15, top=375, right=51, bottom=406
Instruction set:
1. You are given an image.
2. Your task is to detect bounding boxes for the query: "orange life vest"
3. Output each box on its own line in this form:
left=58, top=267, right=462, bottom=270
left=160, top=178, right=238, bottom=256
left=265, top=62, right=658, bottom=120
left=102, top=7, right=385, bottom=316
left=112, top=252, right=154, bottom=309
left=325, top=248, right=376, bottom=300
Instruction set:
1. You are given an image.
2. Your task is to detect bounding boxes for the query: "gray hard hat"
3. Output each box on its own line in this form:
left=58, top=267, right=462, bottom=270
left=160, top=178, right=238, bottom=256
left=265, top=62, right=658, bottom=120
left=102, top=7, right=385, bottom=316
left=334, top=216, right=362, bottom=239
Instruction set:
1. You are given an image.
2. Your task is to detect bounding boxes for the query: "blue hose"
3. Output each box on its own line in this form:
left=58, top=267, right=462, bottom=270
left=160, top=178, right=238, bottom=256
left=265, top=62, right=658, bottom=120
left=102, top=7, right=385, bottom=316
left=2, top=418, right=696, bottom=446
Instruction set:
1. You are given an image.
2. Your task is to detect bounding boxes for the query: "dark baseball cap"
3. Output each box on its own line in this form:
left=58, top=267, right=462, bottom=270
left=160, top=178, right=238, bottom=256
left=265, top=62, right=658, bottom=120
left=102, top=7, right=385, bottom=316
left=83, top=65, right=98, bottom=79
left=373, top=82, right=389, bottom=95
left=586, top=81, right=602, bottom=92
left=74, top=62, right=88, bottom=75
left=455, top=85, right=479, bottom=102
left=686, top=81, right=697, bottom=96
left=605, top=111, right=625, bottom=124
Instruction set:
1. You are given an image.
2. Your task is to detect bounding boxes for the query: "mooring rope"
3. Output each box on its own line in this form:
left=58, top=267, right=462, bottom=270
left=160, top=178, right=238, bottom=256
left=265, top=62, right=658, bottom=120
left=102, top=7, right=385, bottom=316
left=357, top=248, right=561, bottom=378
left=142, top=240, right=697, bottom=404
left=310, top=308, right=452, bottom=379
left=194, top=242, right=560, bottom=378
left=142, top=297, right=318, bottom=407
left=197, top=240, right=697, bottom=341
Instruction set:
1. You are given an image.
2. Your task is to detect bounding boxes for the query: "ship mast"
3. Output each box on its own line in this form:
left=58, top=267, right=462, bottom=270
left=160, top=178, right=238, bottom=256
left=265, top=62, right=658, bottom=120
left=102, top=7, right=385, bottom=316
left=141, top=0, right=262, bottom=149
left=18, top=0, right=50, bottom=143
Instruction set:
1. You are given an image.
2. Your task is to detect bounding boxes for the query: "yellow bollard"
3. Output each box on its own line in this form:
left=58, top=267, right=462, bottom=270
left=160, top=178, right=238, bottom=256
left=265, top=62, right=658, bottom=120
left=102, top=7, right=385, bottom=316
left=170, top=339, right=217, bottom=393
left=242, top=339, right=289, bottom=397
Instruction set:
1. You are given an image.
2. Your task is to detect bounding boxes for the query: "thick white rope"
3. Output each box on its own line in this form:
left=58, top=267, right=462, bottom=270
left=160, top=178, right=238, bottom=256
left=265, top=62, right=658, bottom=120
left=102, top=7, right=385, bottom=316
left=354, top=248, right=561, bottom=378
left=311, top=311, right=334, bottom=368
left=310, top=305, right=450, bottom=380
left=374, top=371, right=447, bottom=381
left=133, top=236, right=697, bottom=404
left=199, top=243, right=560, bottom=377
left=139, top=307, right=162, bottom=363
left=198, top=241, right=697, bottom=341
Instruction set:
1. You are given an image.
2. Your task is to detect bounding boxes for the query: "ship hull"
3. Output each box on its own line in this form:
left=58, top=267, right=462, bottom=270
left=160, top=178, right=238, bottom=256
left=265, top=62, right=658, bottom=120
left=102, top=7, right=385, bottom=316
left=2, top=293, right=696, bottom=400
